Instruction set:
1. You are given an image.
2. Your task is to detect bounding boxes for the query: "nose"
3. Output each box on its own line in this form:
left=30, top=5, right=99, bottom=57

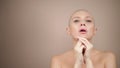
left=80, top=23, right=86, bottom=26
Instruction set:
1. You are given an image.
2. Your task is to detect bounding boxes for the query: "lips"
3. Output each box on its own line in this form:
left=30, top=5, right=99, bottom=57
left=79, top=28, right=87, bottom=34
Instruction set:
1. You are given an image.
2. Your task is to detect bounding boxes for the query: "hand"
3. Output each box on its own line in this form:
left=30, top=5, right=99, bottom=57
left=74, top=40, right=85, bottom=54
left=79, top=37, right=93, bottom=51
left=74, top=39, right=84, bottom=62
left=78, top=37, right=93, bottom=57
left=74, top=37, right=94, bottom=68
left=74, top=38, right=85, bottom=68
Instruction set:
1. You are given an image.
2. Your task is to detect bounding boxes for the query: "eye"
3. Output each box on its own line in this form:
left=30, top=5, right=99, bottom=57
left=86, top=20, right=92, bottom=22
left=73, top=20, right=80, bottom=23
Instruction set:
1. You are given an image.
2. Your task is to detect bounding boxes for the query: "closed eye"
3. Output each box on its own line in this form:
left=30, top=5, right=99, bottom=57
left=73, top=20, right=80, bottom=22
left=86, top=20, right=92, bottom=22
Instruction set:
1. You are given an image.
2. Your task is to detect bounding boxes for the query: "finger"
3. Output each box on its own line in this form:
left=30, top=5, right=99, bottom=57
left=76, top=37, right=87, bottom=47
left=79, top=38, right=93, bottom=50
left=76, top=40, right=82, bottom=47
left=74, top=45, right=84, bottom=53
left=74, top=43, right=85, bottom=53
left=79, top=37, right=92, bottom=47
left=79, top=37, right=90, bottom=45
left=74, top=42, right=81, bottom=52
left=79, top=38, right=88, bottom=47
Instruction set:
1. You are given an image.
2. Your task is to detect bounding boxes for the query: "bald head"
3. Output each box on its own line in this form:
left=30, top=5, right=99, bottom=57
left=69, top=9, right=95, bottom=26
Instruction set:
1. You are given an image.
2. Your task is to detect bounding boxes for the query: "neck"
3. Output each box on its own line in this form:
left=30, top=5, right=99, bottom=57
left=90, top=48, right=98, bottom=57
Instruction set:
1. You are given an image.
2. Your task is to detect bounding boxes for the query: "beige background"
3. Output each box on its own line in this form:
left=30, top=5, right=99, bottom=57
left=0, top=0, right=120, bottom=68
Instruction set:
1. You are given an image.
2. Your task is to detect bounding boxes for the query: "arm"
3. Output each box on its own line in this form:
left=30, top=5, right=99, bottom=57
left=74, top=53, right=83, bottom=68
left=79, top=37, right=94, bottom=68
left=74, top=40, right=84, bottom=68
left=86, top=57, right=94, bottom=68
left=105, top=52, right=117, bottom=68
left=51, top=56, right=61, bottom=68
left=74, top=37, right=94, bottom=68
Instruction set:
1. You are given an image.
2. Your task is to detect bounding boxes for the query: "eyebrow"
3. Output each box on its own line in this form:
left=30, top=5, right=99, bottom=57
left=71, top=16, right=93, bottom=20
left=72, top=16, right=80, bottom=19
left=71, top=16, right=80, bottom=20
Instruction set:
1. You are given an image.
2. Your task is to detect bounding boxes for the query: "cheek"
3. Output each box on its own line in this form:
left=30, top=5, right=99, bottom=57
left=88, top=25, right=95, bottom=35
left=86, top=26, right=95, bottom=39
left=69, top=25, right=79, bottom=36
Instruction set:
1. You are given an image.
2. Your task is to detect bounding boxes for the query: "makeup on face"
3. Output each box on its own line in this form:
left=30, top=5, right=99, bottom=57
left=79, top=28, right=87, bottom=34
left=69, top=10, right=96, bottom=40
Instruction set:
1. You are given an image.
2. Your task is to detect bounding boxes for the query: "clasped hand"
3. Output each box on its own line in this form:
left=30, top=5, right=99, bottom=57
left=74, top=37, right=93, bottom=63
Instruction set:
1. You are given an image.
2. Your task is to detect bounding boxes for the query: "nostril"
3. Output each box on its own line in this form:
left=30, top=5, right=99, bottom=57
left=80, top=24, right=82, bottom=26
left=80, top=24, right=85, bottom=26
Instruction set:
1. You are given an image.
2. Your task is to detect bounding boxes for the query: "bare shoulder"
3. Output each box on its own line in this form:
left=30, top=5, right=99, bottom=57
left=99, top=50, right=116, bottom=68
left=51, top=50, right=73, bottom=68
left=100, top=51, right=116, bottom=60
left=51, top=55, right=61, bottom=68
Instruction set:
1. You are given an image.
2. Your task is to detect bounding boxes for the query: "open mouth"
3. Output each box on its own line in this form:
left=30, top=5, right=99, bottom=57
left=79, top=29, right=87, bottom=34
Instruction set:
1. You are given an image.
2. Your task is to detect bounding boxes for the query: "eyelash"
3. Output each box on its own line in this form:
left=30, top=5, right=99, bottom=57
left=86, top=20, right=92, bottom=22
left=73, top=20, right=80, bottom=23
left=73, top=20, right=92, bottom=23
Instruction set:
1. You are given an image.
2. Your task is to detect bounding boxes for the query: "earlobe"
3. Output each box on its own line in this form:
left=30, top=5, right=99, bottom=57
left=96, top=28, right=97, bottom=32
left=66, top=26, right=70, bottom=35
left=94, top=28, right=97, bottom=35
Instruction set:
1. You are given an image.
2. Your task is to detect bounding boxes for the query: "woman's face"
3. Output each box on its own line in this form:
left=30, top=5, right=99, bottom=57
left=67, top=10, right=96, bottom=40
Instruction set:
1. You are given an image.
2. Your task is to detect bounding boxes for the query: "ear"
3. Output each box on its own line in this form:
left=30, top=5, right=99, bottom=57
left=66, top=26, right=71, bottom=35
left=94, top=27, right=97, bottom=35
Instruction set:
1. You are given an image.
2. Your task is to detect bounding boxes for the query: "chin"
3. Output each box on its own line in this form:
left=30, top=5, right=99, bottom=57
left=80, top=35, right=93, bottom=40
left=86, top=37, right=93, bottom=41
left=79, top=35, right=87, bottom=38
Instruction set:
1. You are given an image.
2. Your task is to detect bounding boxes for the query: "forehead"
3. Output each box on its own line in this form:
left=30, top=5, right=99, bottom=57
left=71, top=10, right=93, bottom=19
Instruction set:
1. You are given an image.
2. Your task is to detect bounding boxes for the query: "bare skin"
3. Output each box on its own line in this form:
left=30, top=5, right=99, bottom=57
left=51, top=9, right=116, bottom=68
left=51, top=48, right=116, bottom=68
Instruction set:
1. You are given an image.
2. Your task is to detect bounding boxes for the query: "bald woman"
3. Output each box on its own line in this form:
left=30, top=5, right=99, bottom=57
left=51, top=9, right=116, bottom=68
